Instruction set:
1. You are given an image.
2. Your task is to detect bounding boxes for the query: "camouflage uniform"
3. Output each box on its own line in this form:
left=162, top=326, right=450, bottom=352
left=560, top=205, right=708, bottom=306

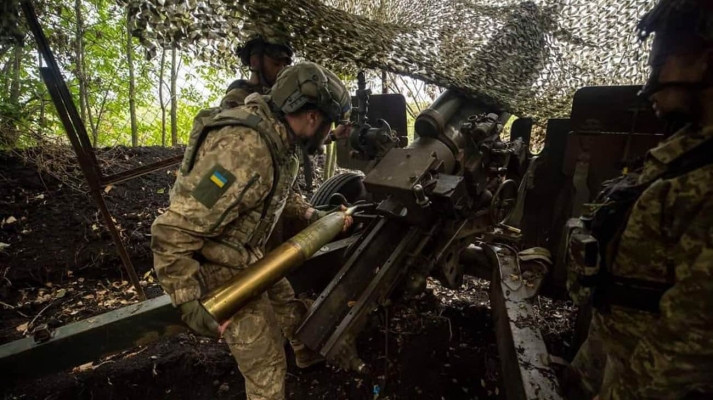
left=571, top=124, right=713, bottom=399
left=221, top=80, right=263, bottom=110
left=217, top=79, right=313, bottom=220
left=151, top=93, right=310, bottom=400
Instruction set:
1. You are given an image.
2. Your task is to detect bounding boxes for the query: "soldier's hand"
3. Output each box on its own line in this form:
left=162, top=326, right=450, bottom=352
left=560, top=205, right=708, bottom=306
left=178, top=300, right=220, bottom=338
left=219, top=319, right=231, bottom=336
left=332, top=122, right=352, bottom=140
left=339, top=205, right=353, bottom=232
left=307, top=208, right=330, bottom=224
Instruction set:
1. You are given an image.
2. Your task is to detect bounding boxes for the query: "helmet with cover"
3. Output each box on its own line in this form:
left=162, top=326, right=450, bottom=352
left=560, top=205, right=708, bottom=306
left=236, top=33, right=294, bottom=67
left=270, top=62, right=352, bottom=125
left=269, top=62, right=352, bottom=191
left=637, top=0, right=713, bottom=98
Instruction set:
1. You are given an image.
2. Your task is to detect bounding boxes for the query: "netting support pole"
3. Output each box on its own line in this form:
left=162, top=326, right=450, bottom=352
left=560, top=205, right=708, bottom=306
left=21, top=0, right=146, bottom=301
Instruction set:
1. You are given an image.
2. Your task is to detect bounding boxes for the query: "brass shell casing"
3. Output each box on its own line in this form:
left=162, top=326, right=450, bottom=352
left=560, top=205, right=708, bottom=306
left=201, top=210, right=350, bottom=323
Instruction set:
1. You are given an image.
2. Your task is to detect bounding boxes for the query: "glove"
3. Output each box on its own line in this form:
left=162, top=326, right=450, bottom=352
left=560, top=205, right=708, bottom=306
left=308, top=208, right=331, bottom=224
left=178, top=300, right=220, bottom=338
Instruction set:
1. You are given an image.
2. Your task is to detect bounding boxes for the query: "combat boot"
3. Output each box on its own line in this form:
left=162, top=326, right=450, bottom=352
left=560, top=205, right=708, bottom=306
left=291, top=340, right=325, bottom=368
left=289, top=297, right=324, bottom=368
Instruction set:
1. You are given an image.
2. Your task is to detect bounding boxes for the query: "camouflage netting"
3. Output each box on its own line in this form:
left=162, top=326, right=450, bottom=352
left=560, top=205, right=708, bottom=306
left=2, top=0, right=656, bottom=120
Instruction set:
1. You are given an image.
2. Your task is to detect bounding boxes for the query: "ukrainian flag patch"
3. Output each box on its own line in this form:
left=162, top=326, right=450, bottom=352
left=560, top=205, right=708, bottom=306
left=191, top=164, right=237, bottom=209
left=210, top=170, right=228, bottom=188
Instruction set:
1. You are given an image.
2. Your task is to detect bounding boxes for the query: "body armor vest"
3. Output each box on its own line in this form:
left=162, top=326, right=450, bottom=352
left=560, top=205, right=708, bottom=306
left=181, top=102, right=298, bottom=254
left=581, top=138, right=713, bottom=313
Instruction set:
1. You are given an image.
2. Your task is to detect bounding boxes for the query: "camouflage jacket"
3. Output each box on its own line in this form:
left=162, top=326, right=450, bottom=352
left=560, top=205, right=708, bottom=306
left=220, top=78, right=312, bottom=215
left=151, top=93, right=310, bottom=306
left=600, top=124, right=713, bottom=399
left=220, top=79, right=262, bottom=110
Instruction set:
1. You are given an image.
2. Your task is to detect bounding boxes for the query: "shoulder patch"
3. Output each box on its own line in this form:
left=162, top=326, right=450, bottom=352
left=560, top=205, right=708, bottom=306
left=191, top=164, right=237, bottom=209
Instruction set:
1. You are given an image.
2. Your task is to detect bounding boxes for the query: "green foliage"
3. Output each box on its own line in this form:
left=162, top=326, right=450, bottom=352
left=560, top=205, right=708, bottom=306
left=0, top=0, right=237, bottom=149
left=1, top=0, right=439, bottom=150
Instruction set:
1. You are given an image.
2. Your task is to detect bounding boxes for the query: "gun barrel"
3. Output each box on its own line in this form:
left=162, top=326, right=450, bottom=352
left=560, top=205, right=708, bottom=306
left=201, top=209, right=352, bottom=322
left=414, top=89, right=464, bottom=138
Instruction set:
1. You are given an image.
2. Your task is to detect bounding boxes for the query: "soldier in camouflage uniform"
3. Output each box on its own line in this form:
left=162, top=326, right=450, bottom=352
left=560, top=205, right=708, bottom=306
left=221, top=33, right=351, bottom=146
left=189, top=33, right=344, bottom=378
left=567, top=1, right=713, bottom=399
left=220, top=33, right=293, bottom=110
left=220, top=32, right=350, bottom=196
left=151, top=62, right=353, bottom=400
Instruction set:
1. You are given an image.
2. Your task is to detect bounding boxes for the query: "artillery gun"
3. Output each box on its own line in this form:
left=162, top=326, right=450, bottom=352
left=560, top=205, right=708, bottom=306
left=0, top=75, right=666, bottom=399
left=0, top=1, right=671, bottom=396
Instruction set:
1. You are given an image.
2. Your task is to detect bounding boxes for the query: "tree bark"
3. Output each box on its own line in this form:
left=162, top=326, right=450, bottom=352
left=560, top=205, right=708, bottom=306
left=4, top=46, right=22, bottom=146
left=10, top=46, right=20, bottom=104
left=38, top=51, right=45, bottom=136
left=1, top=57, right=11, bottom=96
left=127, top=13, right=138, bottom=147
left=159, top=48, right=166, bottom=147
left=170, top=47, right=178, bottom=146
left=75, top=0, right=87, bottom=122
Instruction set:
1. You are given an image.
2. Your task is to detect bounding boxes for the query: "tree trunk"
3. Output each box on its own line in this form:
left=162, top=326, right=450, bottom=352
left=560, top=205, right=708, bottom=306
left=2, top=57, right=11, bottom=96
left=381, top=69, right=387, bottom=94
left=10, top=46, right=20, bottom=104
left=4, top=46, right=22, bottom=146
left=127, top=13, right=138, bottom=147
left=75, top=0, right=87, bottom=122
left=38, top=51, right=45, bottom=136
left=86, top=93, right=98, bottom=145
left=159, top=48, right=166, bottom=147
left=170, top=46, right=178, bottom=146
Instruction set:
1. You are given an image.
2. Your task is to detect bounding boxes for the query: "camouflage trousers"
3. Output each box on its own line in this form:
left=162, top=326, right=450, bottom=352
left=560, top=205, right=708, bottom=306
left=221, top=278, right=309, bottom=400
left=569, top=312, right=630, bottom=400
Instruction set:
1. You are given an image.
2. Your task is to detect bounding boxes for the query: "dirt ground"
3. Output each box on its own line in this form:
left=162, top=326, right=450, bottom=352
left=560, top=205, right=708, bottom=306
left=0, top=147, right=576, bottom=399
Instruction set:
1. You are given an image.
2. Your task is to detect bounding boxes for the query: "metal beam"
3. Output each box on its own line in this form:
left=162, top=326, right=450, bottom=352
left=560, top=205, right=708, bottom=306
left=101, top=155, right=184, bottom=187
left=488, top=244, right=563, bottom=400
left=0, top=295, right=182, bottom=385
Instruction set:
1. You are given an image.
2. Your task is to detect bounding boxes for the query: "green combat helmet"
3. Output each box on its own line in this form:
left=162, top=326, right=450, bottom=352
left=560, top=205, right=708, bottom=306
left=637, top=0, right=713, bottom=99
left=234, top=31, right=294, bottom=90
left=237, top=33, right=294, bottom=67
left=270, top=62, right=351, bottom=126
left=269, top=62, right=352, bottom=191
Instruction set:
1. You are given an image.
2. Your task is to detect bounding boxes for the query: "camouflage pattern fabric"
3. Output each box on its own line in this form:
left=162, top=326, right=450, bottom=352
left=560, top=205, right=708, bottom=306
left=571, top=124, right=713, bottom=399
left=223, top=292, right=287, bottom=400
left=221, top=80, right=313, bottom=221
left=152, top=93, right=296, bottom=304
left=218, top=78, right=313, bottom=221
left=220, top=80, right=260, bottom=110
left=0, top=0, right=658, bottom=120
left=151, top=93, right=311, bottom=399
left=99, top=0, right=655, bottom=122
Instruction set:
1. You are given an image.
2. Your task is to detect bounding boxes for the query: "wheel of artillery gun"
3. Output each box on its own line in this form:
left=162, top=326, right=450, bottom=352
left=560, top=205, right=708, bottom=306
left=310, top=172, right=367, bottom=207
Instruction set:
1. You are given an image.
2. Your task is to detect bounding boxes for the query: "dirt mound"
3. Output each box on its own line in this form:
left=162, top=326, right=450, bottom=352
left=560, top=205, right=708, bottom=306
left=0, top=147, right=184, bottom=286
left=0, top=146, right=325, bottom=286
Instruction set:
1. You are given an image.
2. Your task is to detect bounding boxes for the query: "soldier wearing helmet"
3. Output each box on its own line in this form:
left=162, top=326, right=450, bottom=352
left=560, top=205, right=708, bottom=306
left=566, top=1, right=713, bottom=399
left=219, top=32, right=351, bottom=192
left=151, top=62, right=353, bottom=400
left=220, top=33, right=294, bottom=109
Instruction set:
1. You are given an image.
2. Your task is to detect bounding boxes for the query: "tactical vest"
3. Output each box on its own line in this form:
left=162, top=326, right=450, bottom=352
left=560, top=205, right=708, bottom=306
left=180, top=103, right=298, bottom=251
left=582, top=138, right=713, bottom=313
